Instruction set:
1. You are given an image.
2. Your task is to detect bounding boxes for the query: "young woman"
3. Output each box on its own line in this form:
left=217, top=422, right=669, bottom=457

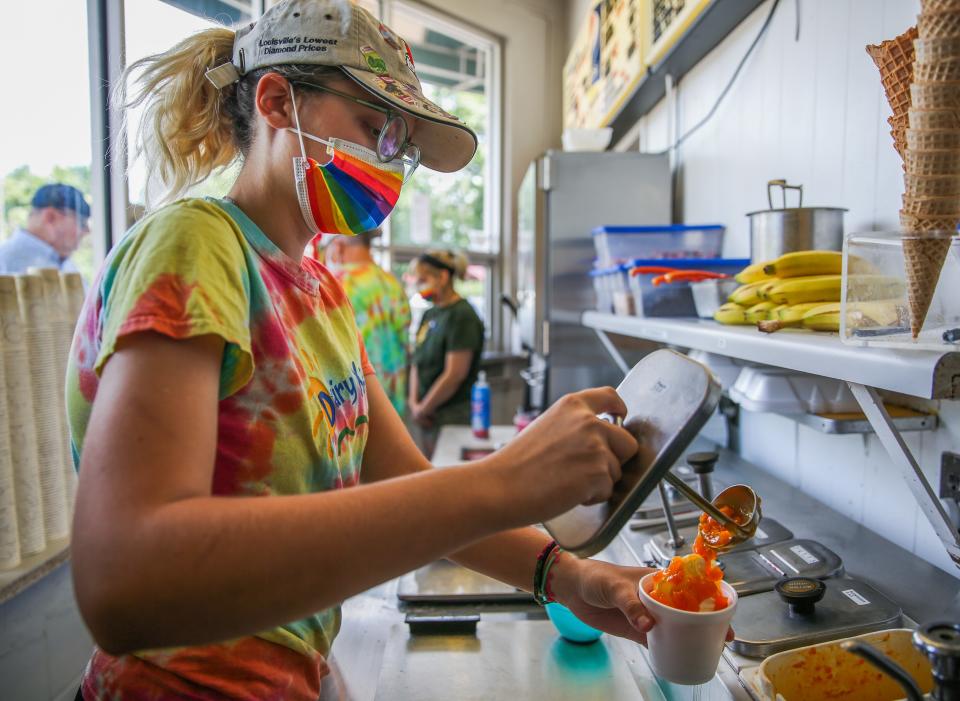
left=408, top=249, right=483, bottom=453
left=66, top=2, right=660, bottom=699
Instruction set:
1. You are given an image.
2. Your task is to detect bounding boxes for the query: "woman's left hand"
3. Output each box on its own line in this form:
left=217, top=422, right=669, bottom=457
left=549, top=555, right=736, bottom=645
left=549, top=554, right=655, bottom=644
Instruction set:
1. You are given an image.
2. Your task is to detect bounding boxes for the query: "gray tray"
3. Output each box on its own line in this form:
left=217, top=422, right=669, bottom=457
left=544, top=349, right=721, bottom=557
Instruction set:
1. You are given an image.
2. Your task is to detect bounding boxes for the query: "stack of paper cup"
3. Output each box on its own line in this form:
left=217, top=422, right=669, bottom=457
left=0, top=276, right=46, bottom=556
left=0, top=312, right=21, bottom=570
left=29, top=268, right=77, bottom=510
left=16, top=274, right=69, bottom=542
left=900, top=0, right=960, bottom=336
left=638, top=573, right=738, bottom=686
left=60, top=272, right=86, bottom=325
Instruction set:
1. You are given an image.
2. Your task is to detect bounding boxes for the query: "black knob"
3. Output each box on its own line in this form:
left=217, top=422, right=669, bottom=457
left=687, top=451, right=719, bottom=475
left=776, top=577, right=826, bottom=617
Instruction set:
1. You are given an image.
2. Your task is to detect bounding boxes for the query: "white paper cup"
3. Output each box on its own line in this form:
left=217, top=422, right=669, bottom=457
left=638, top=572, right=738, bottom=685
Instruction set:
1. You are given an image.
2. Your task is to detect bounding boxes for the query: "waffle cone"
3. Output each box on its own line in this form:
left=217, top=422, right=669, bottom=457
left=911, top=81, right=960, bottom=110
left=909, top=107, right=960, bottom=128
left=919, top=10, right=960, bottom=38
left=902, top=234, right=953, bottom=336
left=900, top=211, right=959, bottom=230
left=922, top=0, right=960, bottom=14
left=902, top=192, right=960, bottom=216
left=914, top=59, right=960, bottom=82
left=867, top=26, right=918, bottom=121
left=906, top=126, right=960, bottom=150
left=915, top=36, right=960, bottom=63
left=904, top=147, right=960, bottom=174
left=904, top=172, right=960, bottom=196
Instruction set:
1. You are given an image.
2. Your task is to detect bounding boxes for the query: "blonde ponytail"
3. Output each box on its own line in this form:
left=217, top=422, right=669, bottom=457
left=114, top=28, right=238, bottom=206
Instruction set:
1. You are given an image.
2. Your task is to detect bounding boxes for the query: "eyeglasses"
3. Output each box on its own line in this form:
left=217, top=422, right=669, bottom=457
left=292, top=80, right=421, bottom=181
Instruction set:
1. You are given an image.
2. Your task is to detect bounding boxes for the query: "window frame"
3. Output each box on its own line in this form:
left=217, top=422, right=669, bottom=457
left=376, top=0, right=504, bottom=350
left=89, top=0, right=503, bottom=345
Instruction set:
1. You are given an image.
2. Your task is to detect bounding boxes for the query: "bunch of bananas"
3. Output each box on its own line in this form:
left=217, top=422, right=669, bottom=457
left=715, top=251, right=902, bottom=333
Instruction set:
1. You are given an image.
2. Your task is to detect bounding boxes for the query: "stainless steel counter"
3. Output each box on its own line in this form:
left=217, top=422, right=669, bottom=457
left=320, top=428, right=959, bottom=700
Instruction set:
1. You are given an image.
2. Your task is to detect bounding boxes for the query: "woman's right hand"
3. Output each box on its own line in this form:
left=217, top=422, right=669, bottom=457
left=483, top=387, right=638, bottom=527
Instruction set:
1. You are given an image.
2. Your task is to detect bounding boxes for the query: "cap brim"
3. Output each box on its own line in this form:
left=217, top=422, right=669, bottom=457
left=340, top=67, right=478, bottom=173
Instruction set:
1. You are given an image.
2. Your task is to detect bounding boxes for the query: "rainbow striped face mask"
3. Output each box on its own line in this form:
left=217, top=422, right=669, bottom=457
left=288, top=88, right=404, bottom=236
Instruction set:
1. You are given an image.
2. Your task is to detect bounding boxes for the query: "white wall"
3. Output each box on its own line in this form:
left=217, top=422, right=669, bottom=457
left=563, top=0, right=959, bottom=576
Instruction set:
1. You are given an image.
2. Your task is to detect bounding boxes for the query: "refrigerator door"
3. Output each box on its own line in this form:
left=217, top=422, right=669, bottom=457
left=542, top=151, right=670, bottom=401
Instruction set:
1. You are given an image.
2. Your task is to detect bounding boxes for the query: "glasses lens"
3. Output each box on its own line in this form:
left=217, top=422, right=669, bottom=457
left=378, top=115, right=406, bottom=161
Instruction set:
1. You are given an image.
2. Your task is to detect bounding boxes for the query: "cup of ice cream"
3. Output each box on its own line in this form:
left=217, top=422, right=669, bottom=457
left=637, top=554, right=738, bottom=685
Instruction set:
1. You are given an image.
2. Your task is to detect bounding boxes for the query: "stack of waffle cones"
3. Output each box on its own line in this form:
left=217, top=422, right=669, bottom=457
left=867, top=26, right=918, bottom=161
left=870, top=2, right=960, bottom=337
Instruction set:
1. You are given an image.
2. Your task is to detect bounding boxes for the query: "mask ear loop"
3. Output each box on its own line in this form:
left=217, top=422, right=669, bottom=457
left=289, top=83, right=309, bottom=161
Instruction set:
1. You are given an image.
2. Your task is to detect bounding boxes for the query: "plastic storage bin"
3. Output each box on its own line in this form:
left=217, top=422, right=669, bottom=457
left=593, top=224, right=725, bottom=268
left=628, top=258, right=748, bottom=318
left=590, top=264, right=633, bottom=314
left=841, top=230, right=960, bottom=351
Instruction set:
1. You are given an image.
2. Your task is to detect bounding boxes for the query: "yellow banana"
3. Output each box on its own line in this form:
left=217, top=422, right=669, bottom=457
left=735, top=260, right=777, bottom=284
left=763, top=250, right=843, bottom=278
left=729, top=281, right=769, bottom=306
left=766, top=275, right=843, bottom=305
left=802, top=303, right=843, bottom=332
left=758, top=279, right=781, bottom=300
left=776, top=302, right=831, bottom=324
left=713, top=302, right=750, bottom=325
left=745, top=301, right=778, bottom=323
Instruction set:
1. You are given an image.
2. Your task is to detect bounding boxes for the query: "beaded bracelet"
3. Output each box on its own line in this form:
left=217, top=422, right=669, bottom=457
left=542, top=546, right=563, bottom=603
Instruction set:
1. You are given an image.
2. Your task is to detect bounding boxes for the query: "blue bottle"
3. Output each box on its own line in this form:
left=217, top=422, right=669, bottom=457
left=471, top=371, right=491, bottom=439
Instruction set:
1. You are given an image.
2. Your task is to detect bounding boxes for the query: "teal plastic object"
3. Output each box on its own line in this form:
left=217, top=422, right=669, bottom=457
left=545, top=603, right=603, bottom=644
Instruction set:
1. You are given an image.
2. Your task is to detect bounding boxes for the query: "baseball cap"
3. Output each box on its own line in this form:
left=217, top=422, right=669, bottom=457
left=31, top=184, right=91, bottom=220
left=205, top=0, right=478, bottom=173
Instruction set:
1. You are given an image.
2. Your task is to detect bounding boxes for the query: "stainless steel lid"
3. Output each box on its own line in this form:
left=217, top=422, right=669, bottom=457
left=544, top=349, right=721, bottom=557
left=719, top=538, right=844, bottom=596
left=730, top=576, right=903, bottom=658
left=646, top=516, right=794, bottom=565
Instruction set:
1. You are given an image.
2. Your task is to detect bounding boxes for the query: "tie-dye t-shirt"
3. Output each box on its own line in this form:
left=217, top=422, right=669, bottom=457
left=66, top=197, right=374, bottom=701
left=335, top=261, right=410, bottom=415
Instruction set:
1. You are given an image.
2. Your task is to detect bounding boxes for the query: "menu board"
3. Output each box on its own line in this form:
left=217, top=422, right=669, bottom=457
left=645, top=0, right=711, bottom=68
left=563, top=0, right=711, bottom=129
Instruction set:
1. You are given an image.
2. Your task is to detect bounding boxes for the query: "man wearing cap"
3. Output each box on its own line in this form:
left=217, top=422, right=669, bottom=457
left=0, top=183, right=90, bottom=274
left=332, top=228, right=412, bottom=416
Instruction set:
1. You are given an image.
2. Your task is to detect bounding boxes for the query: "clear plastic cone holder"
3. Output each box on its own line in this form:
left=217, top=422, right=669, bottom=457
left=0, top=277, right=46, bottom=555
left=841, top=230, right=960, bottom=351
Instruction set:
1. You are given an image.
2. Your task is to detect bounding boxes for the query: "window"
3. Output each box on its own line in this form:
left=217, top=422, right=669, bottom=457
left=0, top=1, right=95, bottom=280
left=124, top=1, right=258, bottom=213
left=107, top=0, right=502, bottom=345
left=374, top=1, right=502, bottom=345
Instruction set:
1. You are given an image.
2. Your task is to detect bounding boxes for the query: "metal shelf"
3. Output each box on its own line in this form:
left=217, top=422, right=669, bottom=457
left=582, top=311, right=960, bottom=400
left=582, top=310, right=960, bottom=569
left=795, top=410, right=937, bottom=435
